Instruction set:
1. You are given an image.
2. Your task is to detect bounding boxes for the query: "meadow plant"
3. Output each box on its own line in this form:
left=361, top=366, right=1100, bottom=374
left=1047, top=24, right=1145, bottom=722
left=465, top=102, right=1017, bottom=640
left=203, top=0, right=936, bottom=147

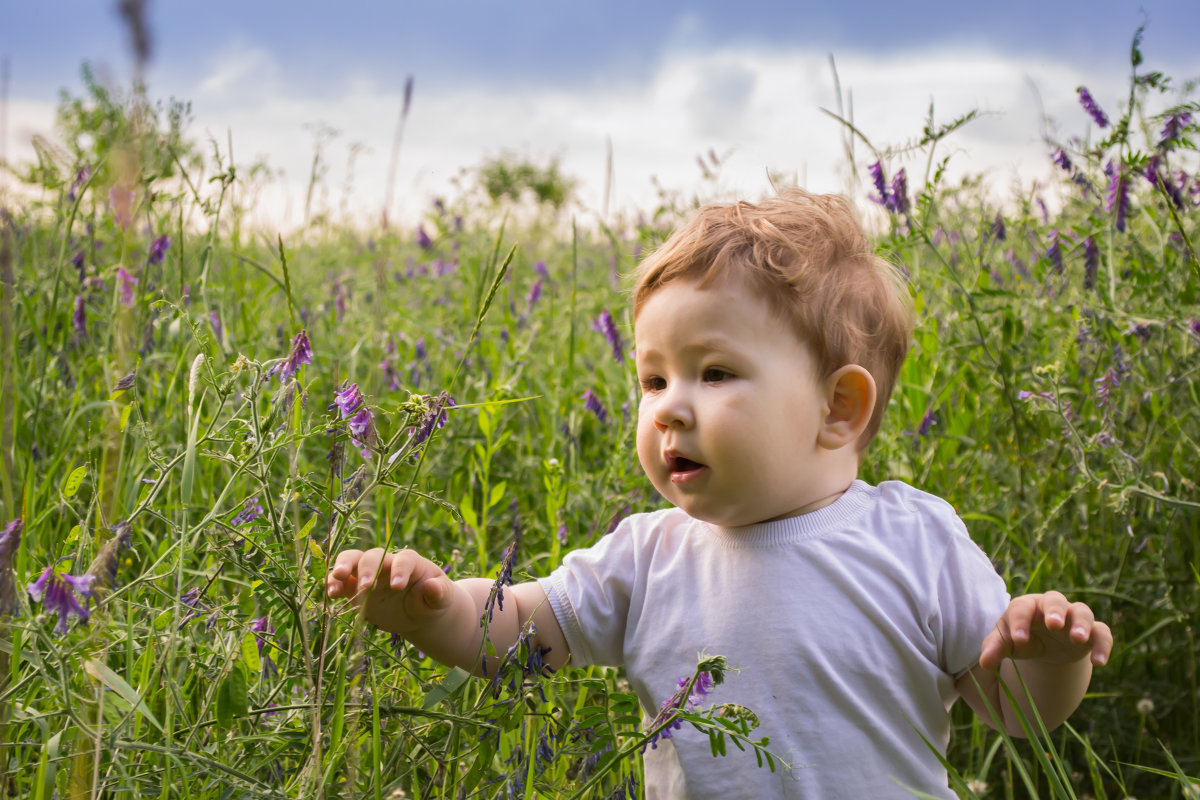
left=0, top=31, right=1197, bottom=799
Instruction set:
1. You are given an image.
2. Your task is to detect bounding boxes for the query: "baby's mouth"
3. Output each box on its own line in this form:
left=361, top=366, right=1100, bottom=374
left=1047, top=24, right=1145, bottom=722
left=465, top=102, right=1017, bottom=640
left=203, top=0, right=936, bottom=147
left=667, top=454, right=706, bottom=475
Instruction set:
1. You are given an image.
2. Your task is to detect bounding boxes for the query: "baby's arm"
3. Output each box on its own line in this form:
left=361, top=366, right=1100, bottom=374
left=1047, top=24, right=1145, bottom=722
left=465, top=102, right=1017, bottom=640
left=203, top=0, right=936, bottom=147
left=325, top=548, right=570, bottom=676
left=956, top=591, right=1113, bottom=736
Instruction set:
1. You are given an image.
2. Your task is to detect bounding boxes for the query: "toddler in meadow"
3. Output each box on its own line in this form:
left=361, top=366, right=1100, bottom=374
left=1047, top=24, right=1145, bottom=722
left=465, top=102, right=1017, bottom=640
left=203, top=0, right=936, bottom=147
left=327, top=190, right=1113, bottom=798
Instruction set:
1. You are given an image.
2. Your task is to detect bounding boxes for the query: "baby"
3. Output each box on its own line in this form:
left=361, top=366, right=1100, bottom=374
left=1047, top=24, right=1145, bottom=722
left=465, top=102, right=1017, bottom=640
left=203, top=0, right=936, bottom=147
left=327, top=190, right=1112, bottom=798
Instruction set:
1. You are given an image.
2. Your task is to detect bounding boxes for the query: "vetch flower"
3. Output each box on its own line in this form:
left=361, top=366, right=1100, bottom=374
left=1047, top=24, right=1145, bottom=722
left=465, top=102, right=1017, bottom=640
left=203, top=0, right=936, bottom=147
left=232, top=497, right=264, bottom=526
left=67, top=166, right=91, bottom=203
left=1083, top=236, right=1099, bottom=291
left=483, top=526, right=521, bottom=625
left=868, top=161, right=888, bottom=206
left=27, top=566, right=96, bottom=633
left=917, top=408, right=937, bottom=438
left=278, top=330, right=313, bottom=382
left=595, top=310, right=625, bottom=363
left=1159, top=111, right=1192, bottom=149
left=888, top=168, right=909, bottom=214
left=582, top=389, right=608, bottom=423
left=73, top=295, right=87, bottom=341
left=117, top=266, right=138, bottom=306
left=991, top=213, right=1006, bottom=241
left=333, top=382, right=364, bottom=417
left=526, top=278, right=543, bottom=310
left=148, top=234, right=171, bottom=265
left=1077, top=87, right=1109, bottom=129
left=0, top=518, right=23, bottom=618
left=644, top=670, right=718, bottom=751
left=209, top=311, right=223, bottom=344
left=407, top=391, right=455, bottom=449
left=1104, top=161, right=1131, bottom=233
left=1051, top=147, right=1072, bottom=171
left=251, top=615, right=279, bottom=677
left=1046, top=230, right=1064, bottom=274
left=416, top=224, right=433, bottom=250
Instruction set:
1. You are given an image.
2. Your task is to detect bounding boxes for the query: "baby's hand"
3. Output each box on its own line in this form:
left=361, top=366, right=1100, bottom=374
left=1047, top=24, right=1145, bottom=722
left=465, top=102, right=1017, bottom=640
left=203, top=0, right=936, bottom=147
left=979, top=591, right=1113, bottom=672
left=326, top=548, right=455, bottom=637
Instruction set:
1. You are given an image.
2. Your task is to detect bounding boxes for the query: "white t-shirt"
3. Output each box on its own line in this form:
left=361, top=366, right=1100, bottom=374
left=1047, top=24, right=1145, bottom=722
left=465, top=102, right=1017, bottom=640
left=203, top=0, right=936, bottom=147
left=539, top=480, right=1010, bottom=799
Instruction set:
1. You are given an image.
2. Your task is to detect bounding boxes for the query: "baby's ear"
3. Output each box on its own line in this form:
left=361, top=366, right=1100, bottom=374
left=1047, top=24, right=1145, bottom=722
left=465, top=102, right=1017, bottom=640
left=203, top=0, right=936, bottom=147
left=817, top=365, right=877, bottom=450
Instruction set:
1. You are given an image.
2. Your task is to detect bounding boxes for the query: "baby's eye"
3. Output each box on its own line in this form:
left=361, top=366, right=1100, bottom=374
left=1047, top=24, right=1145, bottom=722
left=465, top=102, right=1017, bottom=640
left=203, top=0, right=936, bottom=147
left=703, top=368, right=730, bottom=383
left=640, top=376, right=666, bottom=393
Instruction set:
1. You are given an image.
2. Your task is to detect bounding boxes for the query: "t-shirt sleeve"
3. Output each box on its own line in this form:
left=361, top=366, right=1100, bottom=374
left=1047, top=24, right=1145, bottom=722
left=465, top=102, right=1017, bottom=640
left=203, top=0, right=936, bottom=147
left=936, top=517, right=1011, bottom=678
left=538, top=518, right=643, bottom=667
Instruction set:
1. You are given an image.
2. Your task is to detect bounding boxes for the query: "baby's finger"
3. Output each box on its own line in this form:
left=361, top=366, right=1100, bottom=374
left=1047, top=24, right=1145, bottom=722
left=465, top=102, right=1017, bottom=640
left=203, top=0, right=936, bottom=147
left=1062, top=601, right=1096, bottom=643
left=1088, top=620, right=1114, bottom=666
left=1002, top=594, right=1040, bottom=646
left=329, top=549, right=364, bottom=581
left=352, top=548, right=391, bottom=593
left=1039, top=590, right=1071, bottom=632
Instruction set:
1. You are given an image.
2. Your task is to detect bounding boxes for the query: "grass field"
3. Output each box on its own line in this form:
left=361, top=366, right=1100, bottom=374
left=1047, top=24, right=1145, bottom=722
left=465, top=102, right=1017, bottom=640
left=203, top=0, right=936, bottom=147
left=0, top=33, right=1198, bottom=799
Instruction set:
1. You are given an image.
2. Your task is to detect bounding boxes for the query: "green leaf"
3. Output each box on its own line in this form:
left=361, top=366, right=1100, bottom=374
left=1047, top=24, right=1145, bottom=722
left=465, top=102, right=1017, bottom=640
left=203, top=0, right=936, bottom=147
left=228, top=664, right=249, bottom=718
left=422, top=666, right=472, bottom=710
left=215, top=676, right=233, bottom=729
left=62, top=465, right=87, bottom=498
left=241, top=631, right=262, bottom=676
left=84, top=658, right=163, bottom=732
left=488, top=481, right=507, bottom=509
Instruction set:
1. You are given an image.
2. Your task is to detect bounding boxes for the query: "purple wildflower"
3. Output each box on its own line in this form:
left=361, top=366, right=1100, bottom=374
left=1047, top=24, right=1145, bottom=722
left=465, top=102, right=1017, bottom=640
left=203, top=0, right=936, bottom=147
left=991, top=214, right=1006, bottom=241
left=333, top=382, right=376, bottom=457
left=526, top=278, right=543, bottom=309
left=0, top=519, right=23, bottom=618
left=1051, top=148, right=1072, bottom=171
left=1077, top=87, right=1109, bottom=129
left=333, top=382, right=364, bottom=417
left=582, top=389, right=608, bottom=423
left=251, top=616, right=278, bottom=677
left=595, top=310, right=625, bottom=363
left=1189, top=319, right=1200, bottom=340
left=1159, top=111, right=1192, bottom=149
left=1095, top=368, right=1119, bottom=409
left=27, top=566, right=96, bottom=633
left=868, top=161, right=888, bottom=206
left=888, top=169, right=909, bottom=214
left=148, top=234, right=171, bottom=265
left=1143, top=155, right=1161, bottom=187
left=73, top=295, right=87, bottom=341
left=1105, top=161, right=1131, bottom=232
left=410, top=391, right=456, bottom=447
left=231, top=497, right=264, bottom=526
left=1083, top=236, right=1099, bottom=291
left=416, top=224, right=433, bottom=250
left=279, top=330, right=313, bottom=382
left=117, top=266, right=138, bottom=306
left=67, top=166, right=91, bottom=203
left=534, top=260, right=550, bottom=279
left=1046, top=230, right=1063, bottom=274
left=917, top=408, right=937, bottom=438
left=72, top=250, right=86, bottom=280
left=644, top=671, right=717, bottom=751
left=484, top=525, right=521, bottom=624
left=209, top=311, right=222, bottom=344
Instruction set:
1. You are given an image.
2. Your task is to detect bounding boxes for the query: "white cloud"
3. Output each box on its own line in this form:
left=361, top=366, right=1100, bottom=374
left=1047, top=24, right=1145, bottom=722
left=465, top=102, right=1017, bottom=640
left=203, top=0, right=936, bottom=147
left=2, top=40, right=1155, bottom=232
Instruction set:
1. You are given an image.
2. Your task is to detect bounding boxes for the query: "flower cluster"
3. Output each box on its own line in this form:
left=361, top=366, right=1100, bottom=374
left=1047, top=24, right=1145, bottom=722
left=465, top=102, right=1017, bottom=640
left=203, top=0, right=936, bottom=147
left=407, top=391, right=456, bottom=449
left=1077, top=86, right=1110, bottom=128
left=582, top=389, right=608, bottom=423
left=276, top=330, right=313, bottom=383
left=868, top=161, right=910, bottom=214
left=148, top=234, right=171, bottom=265
left=644, top=671, right=717, bottom=750
left=0, top=518, right=23, bottom=618
left=117, top=266, right=138, bottom=306
left=232, top=497, right=264, bottom=526
left=333, top=382, right=377, bottom=458
left=27, top=566, right=96, bottom=633
left=1104, top=161, right=1131, bottom=232
left=594, top=310, right=625, bottom=364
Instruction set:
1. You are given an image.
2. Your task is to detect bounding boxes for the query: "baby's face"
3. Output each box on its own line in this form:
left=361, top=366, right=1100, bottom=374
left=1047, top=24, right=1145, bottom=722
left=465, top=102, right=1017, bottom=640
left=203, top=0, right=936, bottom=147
left=634, top=277, right=834, bottom=527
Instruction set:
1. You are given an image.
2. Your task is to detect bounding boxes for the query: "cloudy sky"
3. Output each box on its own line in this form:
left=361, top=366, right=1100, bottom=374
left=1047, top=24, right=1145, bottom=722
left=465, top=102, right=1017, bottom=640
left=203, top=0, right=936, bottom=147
left=4, top=1, right=1200, bottom=229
